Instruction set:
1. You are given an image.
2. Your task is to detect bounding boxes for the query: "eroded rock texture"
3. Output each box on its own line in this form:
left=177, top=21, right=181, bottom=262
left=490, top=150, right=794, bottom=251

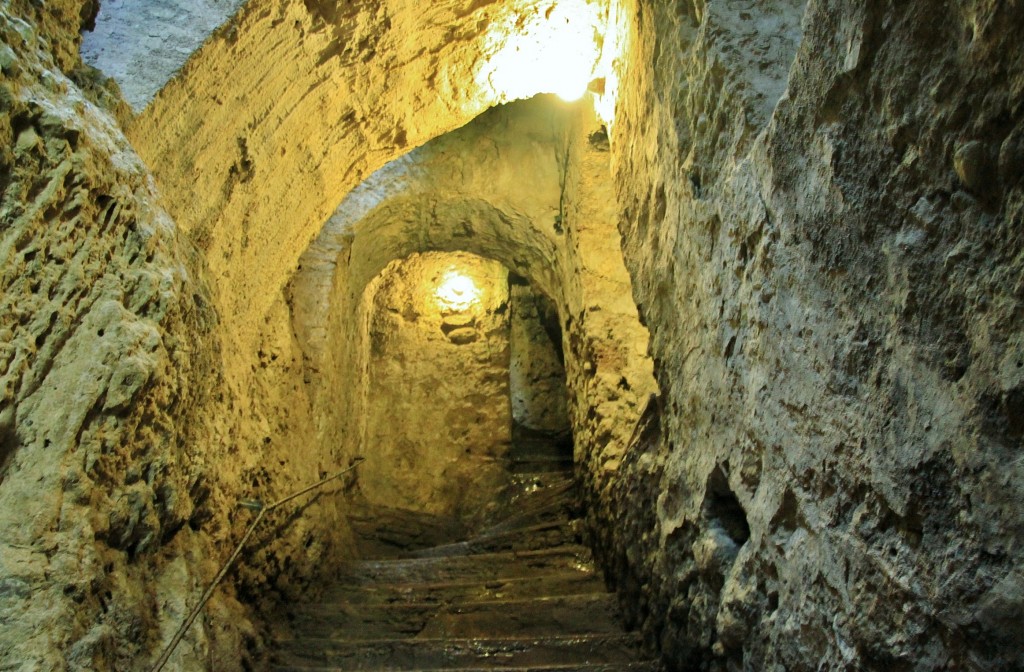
left=0, top=3, right=236, bottom=668
left=510, top=282, right=570, bottom=433
left=607, top=0, right=1024, bottom=669
left=1, top=2, right=364, bottom=669
left=357, top=251, right=513, bottom=520
left=287, top=95, right=654, bottom=547
left=2, top=0, right=1022, bottom=670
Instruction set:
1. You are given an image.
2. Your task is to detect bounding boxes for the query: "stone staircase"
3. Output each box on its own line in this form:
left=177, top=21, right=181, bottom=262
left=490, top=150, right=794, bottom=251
left=267, top=435, right=660, bottom=672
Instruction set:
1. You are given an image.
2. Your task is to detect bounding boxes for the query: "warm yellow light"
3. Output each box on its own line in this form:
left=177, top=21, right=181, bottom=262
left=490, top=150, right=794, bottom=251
left=477, top=1, right=603, bottom=102
left=435, top=271, right=480, bottom=311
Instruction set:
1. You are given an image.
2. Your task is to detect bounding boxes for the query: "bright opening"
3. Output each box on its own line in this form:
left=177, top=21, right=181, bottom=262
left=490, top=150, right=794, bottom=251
left=477, top=1, right=604, bottom=102
left=435, top=271, right=481, bottom=311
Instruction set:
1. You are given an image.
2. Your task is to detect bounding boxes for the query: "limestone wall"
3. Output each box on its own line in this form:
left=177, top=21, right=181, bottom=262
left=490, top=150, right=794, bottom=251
left=287, top=98, right=570, bottom=522
left=555, top=104, right=659, bottom=551
left=8, top=0, right=1021, bottom=669
left=1, top=3, right=361, bottom=669
left=603, top=0, right=1024, bottom=669
left=0, top=3, right=247, bottom=668
left=3, top=0, right=652, bottom=668
left=125, top=0, right=602, bottom=384
left=509, top=283, right=569, bottom=433
left=287, top=96, right=656, bottom=539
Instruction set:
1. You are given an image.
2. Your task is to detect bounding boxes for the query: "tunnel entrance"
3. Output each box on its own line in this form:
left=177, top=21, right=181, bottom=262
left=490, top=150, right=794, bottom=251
left=508, top=272, right=574, bottom=474
left=273, top=91, right=658, bottom=669
left=279, top=91, right=657, bottom=569
left=350, top=250, right=573, bottom=545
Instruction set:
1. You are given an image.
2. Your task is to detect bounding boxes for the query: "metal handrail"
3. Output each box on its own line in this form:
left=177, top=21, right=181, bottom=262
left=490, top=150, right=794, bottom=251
left=150, top=457, right=365, bottom=672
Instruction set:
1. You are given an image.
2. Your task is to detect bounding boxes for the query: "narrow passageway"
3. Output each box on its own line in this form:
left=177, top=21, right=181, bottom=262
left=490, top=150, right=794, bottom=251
left=268, top=434, right=660, bottom=671
left=3, top=1, right=1019, bottom=669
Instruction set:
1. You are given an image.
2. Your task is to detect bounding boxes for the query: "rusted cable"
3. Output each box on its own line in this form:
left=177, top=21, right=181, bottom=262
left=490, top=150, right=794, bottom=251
left=150, top=457, right=365, bottom=672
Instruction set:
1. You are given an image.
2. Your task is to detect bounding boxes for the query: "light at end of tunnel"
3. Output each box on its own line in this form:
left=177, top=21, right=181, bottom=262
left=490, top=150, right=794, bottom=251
left=477, top=1, right=603, bottom=103
left=435, top=271, right=481, bottom=312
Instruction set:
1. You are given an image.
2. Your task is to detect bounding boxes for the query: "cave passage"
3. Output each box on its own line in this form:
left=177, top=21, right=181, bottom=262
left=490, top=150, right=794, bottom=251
left=284, top=93, right=657, bottom=552
left=276, top=255, right=651, bottom=669
left=6, top=1, right=1016, bottom=669
left=349, top=249, right=575, bottom=524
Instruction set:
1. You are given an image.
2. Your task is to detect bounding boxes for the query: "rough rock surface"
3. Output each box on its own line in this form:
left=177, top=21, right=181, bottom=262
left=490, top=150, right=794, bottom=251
left=126, top=0, right=604, bottom=381
left=2, top=2, right=363, bottom=669
left=4, top=0, right=1023, bottom=670
left=0, top=3, right=245, bottom=668
left=607, top=0, right=1024, bottom=669
left=287, top=95, right=655, bottom=543
left=80, top=0, right=247, bottom=111
left=510, top=282, right=570, bottom=432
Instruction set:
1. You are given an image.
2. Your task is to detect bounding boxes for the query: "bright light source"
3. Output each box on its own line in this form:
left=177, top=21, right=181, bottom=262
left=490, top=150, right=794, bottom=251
left=477, top=1, right=603, bottom=102
left=592, top=0, right=627, bottom=129
left=435, top=271, right=480, bottom=311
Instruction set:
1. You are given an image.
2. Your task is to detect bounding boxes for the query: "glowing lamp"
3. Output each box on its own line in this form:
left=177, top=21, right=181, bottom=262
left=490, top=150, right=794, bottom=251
left=435, top=272, right=480, bottom=311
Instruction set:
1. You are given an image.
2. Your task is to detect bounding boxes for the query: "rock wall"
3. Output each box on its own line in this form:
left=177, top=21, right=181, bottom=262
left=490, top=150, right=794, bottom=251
left=2, top=2, right=362, bottom=669
left=0, top=3, right=244, bottom=668
left=12, top=0, right=1019, bottom=669
left=556, top=104, right=659, bottom=554
left=603, top=0, right=1024, bottom=669
left=356, top=252, right=513, bottom=520
left=287, top=95, right=655, bottom=537
left=80, top=0, right=247, bottom=111
left=4, top=0, right=652, bottom=668
left=126, top=0, right=617, bottom=388
left=287, top=98, right=570, bottom=518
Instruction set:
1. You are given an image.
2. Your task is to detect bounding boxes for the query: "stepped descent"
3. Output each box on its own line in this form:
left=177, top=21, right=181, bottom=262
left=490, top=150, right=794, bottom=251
left=269, top=437, right=661, bottom=671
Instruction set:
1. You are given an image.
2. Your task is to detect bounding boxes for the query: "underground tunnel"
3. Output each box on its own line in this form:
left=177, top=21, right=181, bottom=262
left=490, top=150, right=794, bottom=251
left=1, top=0, right=1023, bottom=670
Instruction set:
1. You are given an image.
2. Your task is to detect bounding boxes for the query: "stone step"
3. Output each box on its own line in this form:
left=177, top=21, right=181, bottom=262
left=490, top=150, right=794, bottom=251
left=347, top=502, right=470, bottom=559
left=348, top=478, right=574, bottom=559
left=405, top=520, right=578, bottom=559
left=475, top=499, right=577, bottom=538
left=283, top=593, right=622, bottom=640
left=318, top=569, right=606, bottom=605
left=477, top=504, right=575, bottom=536
left=267, top=456, right=657, bottom=672
left=271, top=662, right=663, bottom=672
left=507, top=473, right=575, bottom=491
left=345, top=546, right=594, bottom=584
left=271, top=633, right=646, bottom=669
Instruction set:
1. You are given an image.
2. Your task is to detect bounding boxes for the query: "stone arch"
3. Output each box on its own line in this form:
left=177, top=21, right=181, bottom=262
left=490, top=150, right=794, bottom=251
left=127, top=0, right=614, bottom=367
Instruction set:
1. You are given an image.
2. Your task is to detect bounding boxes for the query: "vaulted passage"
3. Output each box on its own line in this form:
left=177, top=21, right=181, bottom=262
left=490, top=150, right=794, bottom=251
left=241, top=85, right=661, bottom=667
left=1, top=1, right=1023, bottom=671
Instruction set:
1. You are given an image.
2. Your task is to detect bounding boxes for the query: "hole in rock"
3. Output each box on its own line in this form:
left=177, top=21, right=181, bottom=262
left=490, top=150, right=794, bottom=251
left=703, top=465, right=751, bottom=545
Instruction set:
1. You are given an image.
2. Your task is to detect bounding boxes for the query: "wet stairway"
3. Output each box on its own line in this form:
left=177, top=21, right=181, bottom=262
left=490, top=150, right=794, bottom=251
left=268, top=434, right=661, bottom=671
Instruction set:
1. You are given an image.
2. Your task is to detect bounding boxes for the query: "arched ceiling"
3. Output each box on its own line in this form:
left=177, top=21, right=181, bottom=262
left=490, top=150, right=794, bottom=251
left=289, top=95, right=571, bottom=363
left=125, top=0, right=619, bottom=361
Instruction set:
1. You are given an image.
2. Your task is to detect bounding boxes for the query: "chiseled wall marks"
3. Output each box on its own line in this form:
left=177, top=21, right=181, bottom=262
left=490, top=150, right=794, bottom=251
left=605, top=0, right=1024, bottom=669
